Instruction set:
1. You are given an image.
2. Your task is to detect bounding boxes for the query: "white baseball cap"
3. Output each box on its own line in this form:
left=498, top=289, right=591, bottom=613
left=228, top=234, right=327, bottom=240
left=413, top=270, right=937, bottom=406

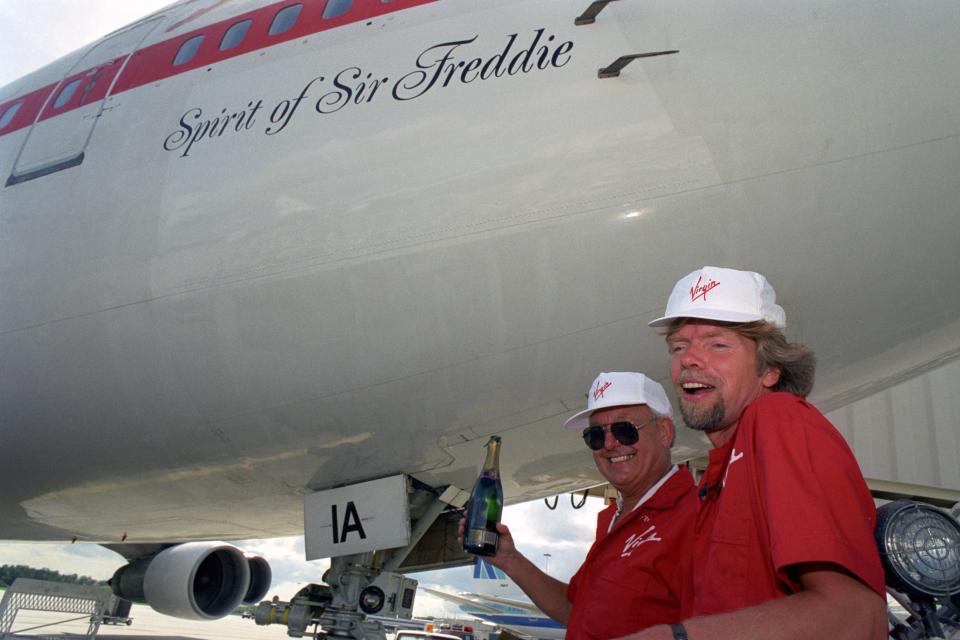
left=648, top=266, right=786, bottom=329
left=564, top=372, right=672, bottom=431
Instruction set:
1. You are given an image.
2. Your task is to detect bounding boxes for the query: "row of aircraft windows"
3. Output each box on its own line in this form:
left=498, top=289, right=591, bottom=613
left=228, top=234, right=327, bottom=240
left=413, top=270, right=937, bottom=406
left=174, top=0, right=394, bottom=66
left=0, top=0, right=400, bottom=130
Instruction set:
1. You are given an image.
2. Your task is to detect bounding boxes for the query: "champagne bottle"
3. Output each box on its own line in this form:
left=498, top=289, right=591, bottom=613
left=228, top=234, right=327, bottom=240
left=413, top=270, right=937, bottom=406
left=463, top=436, right=504, bottom=556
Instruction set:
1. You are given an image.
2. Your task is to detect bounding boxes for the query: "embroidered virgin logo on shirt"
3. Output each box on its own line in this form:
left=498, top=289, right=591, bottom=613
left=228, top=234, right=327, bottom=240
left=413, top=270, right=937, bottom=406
left=722, top=448, right=744, bottom=486
left=621, top=525, right=662, bottom=557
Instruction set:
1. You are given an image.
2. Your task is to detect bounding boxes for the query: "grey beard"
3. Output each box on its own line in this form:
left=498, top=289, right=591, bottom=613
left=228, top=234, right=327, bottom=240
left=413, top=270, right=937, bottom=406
left=679, top=397, right=727, bottom=433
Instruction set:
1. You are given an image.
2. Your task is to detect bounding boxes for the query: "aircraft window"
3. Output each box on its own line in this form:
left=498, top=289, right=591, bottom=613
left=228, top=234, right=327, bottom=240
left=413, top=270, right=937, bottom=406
left=53, top=79, right=82, bottom=109
left=269, top=4, right=302, bottom=36
left=323, top=0, right=352, bottom=19
left=0, top=101, right=22, bottom=129
left=221, top=19, right=252, bottom=51
left=174, top=35, right=205, bottom=66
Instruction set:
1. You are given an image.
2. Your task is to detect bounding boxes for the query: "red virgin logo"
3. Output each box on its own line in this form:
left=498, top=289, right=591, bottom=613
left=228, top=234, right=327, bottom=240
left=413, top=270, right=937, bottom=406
left=593, top=380, right=613, bottom=401
left=690, top=275, right=720, bottom=302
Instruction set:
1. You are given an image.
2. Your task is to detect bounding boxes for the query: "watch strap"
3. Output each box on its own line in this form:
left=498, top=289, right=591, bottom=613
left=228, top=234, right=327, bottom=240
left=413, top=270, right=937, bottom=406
left=670, top=623, right=688, bottom=640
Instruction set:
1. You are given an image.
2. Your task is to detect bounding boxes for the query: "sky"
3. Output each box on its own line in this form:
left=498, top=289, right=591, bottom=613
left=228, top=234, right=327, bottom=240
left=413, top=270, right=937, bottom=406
left=0, top=498, right=605, bottom=619
left=0, top=0, right=608, bottom=622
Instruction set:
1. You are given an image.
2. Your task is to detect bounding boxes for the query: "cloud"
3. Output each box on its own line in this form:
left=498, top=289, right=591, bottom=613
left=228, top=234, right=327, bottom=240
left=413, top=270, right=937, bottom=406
left=414, top=588, right=467, bottom=619
left=406, top=495, right=605, bottom=621
left=497, top=497, right=605, bottom=582
left=266, top=579, right=314, bottom=602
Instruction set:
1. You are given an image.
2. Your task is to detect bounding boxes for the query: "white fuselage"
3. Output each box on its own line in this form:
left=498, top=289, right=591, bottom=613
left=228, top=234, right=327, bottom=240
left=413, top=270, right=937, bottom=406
left=2, top=0, right=960, bottom=544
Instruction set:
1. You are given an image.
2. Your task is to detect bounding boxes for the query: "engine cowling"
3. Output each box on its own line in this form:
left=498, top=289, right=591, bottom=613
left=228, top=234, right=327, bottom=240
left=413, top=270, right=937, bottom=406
left=111, top=541, right=266, bottom=620
left=242, top=553, right=272, bottom=604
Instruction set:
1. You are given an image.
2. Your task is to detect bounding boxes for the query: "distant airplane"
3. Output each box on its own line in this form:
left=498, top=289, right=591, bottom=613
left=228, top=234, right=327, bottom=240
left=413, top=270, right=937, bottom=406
left=2, top=0, right=960, bottom=639
left=423, top=559, right=565, bottom=640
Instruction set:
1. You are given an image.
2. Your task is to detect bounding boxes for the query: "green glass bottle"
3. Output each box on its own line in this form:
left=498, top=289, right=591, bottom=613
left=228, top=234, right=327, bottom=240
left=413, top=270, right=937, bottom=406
left=463, top=436, right=504, bottom=556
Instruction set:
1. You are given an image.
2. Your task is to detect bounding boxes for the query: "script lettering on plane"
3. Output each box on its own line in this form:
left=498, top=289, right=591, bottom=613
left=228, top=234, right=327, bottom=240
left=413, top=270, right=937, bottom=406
left=162, top=29, right=574, bottom=157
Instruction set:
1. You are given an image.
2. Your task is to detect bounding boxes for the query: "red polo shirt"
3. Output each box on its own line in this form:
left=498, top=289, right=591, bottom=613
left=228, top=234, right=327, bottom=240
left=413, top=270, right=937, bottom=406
left=691, top=392, right=886, bottom=616
left=566, top=465, right=697, bottom=640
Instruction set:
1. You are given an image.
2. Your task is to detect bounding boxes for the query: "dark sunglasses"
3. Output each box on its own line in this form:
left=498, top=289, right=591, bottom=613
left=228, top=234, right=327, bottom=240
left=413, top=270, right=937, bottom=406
left=582, top=418, right=657, bottom=451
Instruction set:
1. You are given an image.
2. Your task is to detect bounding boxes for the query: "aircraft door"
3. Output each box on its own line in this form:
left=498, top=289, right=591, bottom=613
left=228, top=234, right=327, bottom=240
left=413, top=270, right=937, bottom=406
left=7, top=17, right=163, bottom=185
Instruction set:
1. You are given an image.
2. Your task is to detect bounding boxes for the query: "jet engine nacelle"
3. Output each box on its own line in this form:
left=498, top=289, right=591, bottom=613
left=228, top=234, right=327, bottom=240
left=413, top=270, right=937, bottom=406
left=110, top=541, right=271, bottom=620
left=242, top=552, right=272, bottom=605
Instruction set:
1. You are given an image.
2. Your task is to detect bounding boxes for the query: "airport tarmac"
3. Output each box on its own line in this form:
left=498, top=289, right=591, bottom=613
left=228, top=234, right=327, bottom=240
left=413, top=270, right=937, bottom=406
left=4, top=602, right=293, bottom=639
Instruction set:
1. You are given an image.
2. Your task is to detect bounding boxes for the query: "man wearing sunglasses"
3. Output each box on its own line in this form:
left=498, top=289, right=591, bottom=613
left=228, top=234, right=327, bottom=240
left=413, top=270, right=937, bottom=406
left=464, top=371, right=697, bottom=639
left=627, top=267, right=886, bottom=640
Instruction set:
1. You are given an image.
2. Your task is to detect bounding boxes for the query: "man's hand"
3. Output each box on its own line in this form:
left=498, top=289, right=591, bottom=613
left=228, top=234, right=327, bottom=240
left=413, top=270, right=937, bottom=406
left=457, top=516, right=519, bottom=571
left=616, top=565, right=888, bottom=640
left=457, top=513, right=572, bottom=625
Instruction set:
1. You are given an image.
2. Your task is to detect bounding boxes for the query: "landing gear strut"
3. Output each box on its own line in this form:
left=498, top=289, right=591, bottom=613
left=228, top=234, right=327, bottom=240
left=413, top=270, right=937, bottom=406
left=256, top=478, right=469, bottom=639
left=255, top=553, right=388, bottom=639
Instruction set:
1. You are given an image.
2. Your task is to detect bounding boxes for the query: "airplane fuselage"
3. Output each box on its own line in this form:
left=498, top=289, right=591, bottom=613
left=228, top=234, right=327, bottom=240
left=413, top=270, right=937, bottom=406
left=2, top=0, right=960, bottom=545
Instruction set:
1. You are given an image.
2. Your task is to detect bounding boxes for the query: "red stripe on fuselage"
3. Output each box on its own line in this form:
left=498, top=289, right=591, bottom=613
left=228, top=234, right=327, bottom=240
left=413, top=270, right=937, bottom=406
left=37, top=56, right=126, bottom=122
left=0, top=0, right=439, bottom=139
left=0, top=85, right=57, bottom=136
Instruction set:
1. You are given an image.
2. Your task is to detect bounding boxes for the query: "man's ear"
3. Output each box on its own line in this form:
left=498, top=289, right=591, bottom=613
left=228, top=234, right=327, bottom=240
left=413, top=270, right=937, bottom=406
left=658, top=417, right=676, bottom=448
left=761, top=366, right=781, bottom=389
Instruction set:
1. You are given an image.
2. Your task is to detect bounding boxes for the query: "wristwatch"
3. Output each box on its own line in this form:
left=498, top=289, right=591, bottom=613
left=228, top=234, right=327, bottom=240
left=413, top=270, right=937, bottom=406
left=670, top=623, right=688, bottom=640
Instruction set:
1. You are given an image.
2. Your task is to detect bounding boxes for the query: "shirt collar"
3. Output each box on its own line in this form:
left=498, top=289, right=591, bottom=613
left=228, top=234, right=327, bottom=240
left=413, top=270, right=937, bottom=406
left=609, top=464, right=678, bottom=534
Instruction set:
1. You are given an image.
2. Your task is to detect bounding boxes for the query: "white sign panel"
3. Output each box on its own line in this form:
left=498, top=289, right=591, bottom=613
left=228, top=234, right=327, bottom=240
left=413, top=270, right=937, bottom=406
left=304, top=475, right=411, bottom=560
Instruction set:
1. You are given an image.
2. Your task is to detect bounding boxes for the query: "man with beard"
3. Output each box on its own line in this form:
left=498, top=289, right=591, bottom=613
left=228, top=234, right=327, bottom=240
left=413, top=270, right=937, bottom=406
left=462, top=372, right=697, bottom=639
left=627, top=266, right=887, bottom=640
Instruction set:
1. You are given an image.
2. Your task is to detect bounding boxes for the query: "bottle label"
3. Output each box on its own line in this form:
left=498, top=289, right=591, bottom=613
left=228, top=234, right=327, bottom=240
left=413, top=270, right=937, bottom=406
left=465, top=529, right=498, bottom=546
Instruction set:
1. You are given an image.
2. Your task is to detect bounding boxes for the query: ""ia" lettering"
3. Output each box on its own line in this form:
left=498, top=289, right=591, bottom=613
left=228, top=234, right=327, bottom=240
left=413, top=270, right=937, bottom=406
left=331, top=501, right=367, bottom=544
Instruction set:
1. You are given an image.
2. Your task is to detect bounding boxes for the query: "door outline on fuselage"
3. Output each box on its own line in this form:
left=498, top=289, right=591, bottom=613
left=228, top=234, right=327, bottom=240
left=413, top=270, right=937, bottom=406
left=6, top=16, right=164, bottom=186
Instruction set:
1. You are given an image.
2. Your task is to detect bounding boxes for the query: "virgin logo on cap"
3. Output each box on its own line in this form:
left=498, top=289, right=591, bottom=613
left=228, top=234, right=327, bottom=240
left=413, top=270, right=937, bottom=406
left=593, top=380, right=612, bottom=401
left=690, top=275, right=720, bottom=302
